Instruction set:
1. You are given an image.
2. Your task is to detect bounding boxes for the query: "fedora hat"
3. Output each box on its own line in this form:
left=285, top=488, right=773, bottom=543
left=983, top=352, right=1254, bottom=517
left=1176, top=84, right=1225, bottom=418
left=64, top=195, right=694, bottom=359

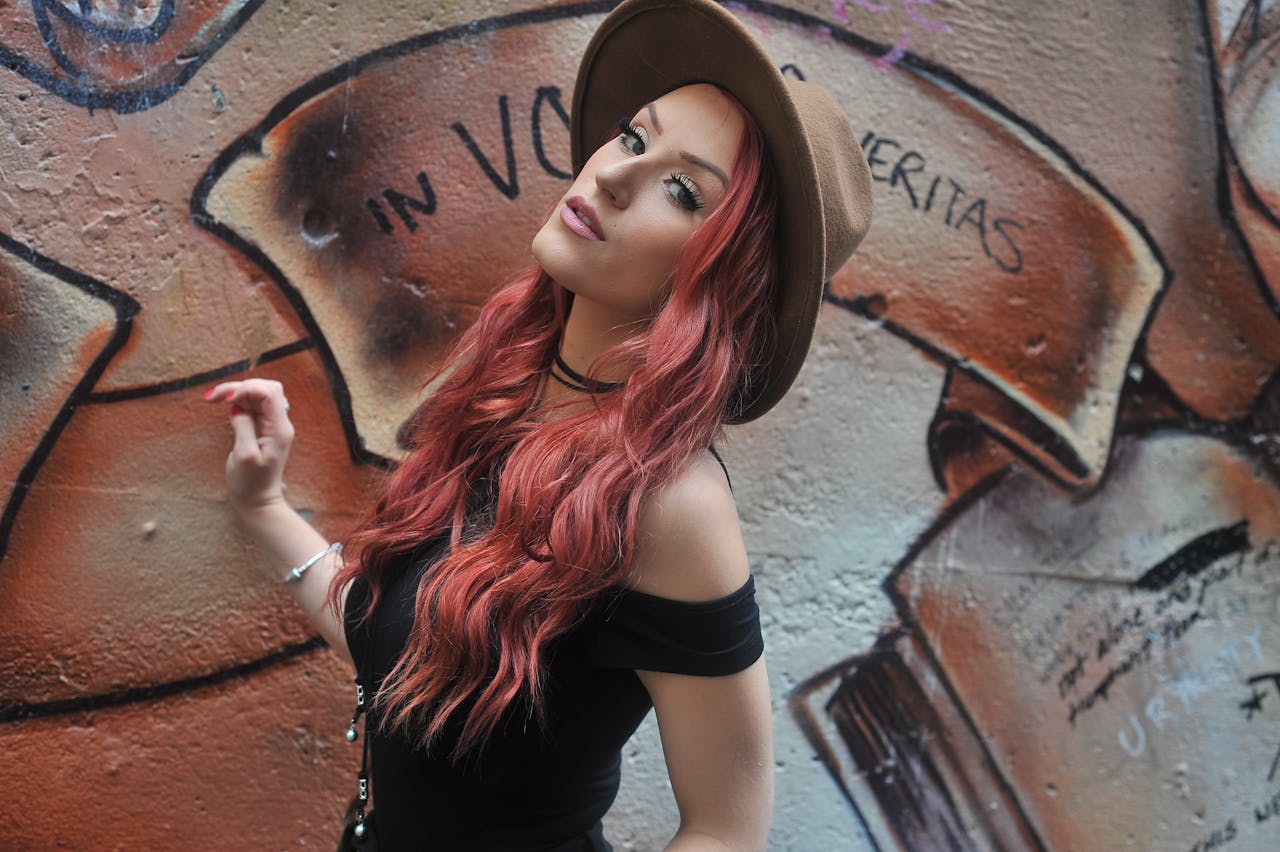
left=571, top=0, right=873, bottom=422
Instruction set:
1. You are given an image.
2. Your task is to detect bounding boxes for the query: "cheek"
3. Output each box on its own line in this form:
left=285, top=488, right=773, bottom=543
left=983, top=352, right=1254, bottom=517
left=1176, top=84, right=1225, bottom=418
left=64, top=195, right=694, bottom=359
left=625, top=214, right=693, bottom=266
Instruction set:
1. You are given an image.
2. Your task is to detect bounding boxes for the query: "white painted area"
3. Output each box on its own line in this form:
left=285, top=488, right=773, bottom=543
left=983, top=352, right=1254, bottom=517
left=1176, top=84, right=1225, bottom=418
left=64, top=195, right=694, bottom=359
left=607, top=304, right=947, bottom=849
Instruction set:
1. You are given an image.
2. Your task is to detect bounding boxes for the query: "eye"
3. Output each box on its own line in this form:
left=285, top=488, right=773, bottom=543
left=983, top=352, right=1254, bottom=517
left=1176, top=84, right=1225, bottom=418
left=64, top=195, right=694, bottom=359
left=617, top=119, right=646, bottom=155
left=665, top=172, right=705, bottom=212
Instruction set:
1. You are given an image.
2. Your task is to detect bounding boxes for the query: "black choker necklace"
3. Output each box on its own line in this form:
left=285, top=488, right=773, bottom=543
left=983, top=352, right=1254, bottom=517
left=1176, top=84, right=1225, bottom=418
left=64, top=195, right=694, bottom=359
left=550, top=354, right=623, bottom=394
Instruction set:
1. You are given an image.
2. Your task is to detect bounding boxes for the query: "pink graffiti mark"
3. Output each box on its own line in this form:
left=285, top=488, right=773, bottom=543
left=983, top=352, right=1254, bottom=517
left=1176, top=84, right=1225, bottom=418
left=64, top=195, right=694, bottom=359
left=724, top=2, right=769, bottom=34
left=833, top=0, right=953, bottom=69
left=902, top=0, right=952, bottom=33
left=874, top=26, right=911, bottom=69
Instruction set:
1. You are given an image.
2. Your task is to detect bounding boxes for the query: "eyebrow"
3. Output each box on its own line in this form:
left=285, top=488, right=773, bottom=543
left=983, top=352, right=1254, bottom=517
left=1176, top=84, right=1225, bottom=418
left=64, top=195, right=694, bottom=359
left=643, top=102, right=730, bottom=191
left=681, top=151, right=729, bottom=190
left=646, top=103, right=663, bottom=134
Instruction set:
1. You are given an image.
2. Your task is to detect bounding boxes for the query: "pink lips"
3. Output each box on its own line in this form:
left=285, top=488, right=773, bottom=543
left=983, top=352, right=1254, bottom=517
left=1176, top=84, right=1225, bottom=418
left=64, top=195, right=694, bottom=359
left=560, top=196, right=604, bottom=241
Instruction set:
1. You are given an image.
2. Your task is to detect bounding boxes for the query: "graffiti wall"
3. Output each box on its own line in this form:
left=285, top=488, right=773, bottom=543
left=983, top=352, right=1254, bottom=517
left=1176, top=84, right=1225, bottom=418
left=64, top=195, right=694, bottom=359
left=1, top=0, right=1277, bottom=849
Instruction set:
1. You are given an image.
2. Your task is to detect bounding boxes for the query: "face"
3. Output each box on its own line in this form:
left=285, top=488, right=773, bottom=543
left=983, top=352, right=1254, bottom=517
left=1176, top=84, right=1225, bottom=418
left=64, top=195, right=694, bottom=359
left=530, top=84, right=745, bottom=332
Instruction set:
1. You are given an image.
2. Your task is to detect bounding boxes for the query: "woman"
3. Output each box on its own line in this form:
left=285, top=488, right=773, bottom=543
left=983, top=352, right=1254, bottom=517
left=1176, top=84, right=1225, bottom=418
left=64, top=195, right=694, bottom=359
left=206, top=1, right=871, bottom=849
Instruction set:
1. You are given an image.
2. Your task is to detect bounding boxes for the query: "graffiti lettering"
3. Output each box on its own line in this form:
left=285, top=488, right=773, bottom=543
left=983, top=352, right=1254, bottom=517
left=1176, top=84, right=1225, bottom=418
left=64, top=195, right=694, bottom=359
left=1076, top=619, right=1266, bottom=728
left=1241, top=688, right=1267, bottom=721
left=1096, top=605, right=1146, bottom=661
left=1068, top=634, right=1153, bottom=726
left=1188, top=818, right=1238, bottom=851
left=831, top=0, right=953, bottom=70
left=364, top=85, right=574, bottom=235
left=1118, top=695, right=1176, bottom=757
left=1033, top=584, right=1096, bottom=683
left=1117, top=712, right=1145, bottom=756
left=369, top=172, right=438, bottom=235
left=1256, top=789, right=1280, bottom=823
left=452, top=94, right=520, bottom=200
left=1142, top=548, right=1244, bottom=621
left=1161, top=608, right=1203, bottom=649
left=1113, top=625, right=1269, bottom=758
left=860, top=131, right=1025, bottom=273
left=531, top=85, right=572, bottom=181
left=1246, top=672, right=1280, bottom=705
left=1173, top=623, right=1265, bottom=711
left=1057, top=650, right=1087, bottom=700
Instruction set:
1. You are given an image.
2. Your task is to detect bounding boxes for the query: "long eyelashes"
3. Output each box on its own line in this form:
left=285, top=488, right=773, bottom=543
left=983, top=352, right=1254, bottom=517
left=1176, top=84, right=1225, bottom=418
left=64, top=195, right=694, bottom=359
left=615, top=119, right=704, bottom=212
left=666, top=172, right=705, bottom=211
left=617, top=119, right=645, bottom=154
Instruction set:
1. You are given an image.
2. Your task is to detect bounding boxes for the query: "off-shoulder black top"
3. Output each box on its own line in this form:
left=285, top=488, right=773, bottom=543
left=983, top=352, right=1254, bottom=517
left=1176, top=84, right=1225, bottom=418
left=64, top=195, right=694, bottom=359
left=343, top=522, right=764, bottom=851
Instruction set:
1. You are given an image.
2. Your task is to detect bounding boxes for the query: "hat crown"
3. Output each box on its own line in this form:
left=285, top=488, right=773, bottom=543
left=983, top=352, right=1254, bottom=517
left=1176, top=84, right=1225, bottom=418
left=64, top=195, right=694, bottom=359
left=571, top=0, right=873, bottom=421
left=785, top=79, right=874, bottom=279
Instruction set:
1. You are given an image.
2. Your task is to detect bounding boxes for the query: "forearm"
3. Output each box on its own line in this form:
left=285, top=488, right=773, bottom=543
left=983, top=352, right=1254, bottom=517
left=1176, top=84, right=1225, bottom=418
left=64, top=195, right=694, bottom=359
left=236, top=498, right=353, bottom=666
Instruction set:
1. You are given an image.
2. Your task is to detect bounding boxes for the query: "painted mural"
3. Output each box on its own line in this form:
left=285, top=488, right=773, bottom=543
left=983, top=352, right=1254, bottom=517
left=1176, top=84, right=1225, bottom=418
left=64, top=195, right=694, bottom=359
left=1, top=0, right=1277, bottom=849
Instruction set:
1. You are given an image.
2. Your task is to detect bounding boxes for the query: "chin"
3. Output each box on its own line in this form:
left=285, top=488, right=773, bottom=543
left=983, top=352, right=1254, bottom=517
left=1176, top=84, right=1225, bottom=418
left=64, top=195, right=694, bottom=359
left=530, top=223, right=578, bottom=295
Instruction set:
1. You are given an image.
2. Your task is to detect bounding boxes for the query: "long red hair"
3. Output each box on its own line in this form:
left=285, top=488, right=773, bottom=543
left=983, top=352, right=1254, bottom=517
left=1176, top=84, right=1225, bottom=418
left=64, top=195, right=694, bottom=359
left=329, top=91, right=779, bottom=758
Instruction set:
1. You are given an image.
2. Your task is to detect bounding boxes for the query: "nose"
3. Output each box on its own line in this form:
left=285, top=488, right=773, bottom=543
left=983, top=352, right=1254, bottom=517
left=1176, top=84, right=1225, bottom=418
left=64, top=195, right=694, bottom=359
left=594, top=159, right=634, bottom=208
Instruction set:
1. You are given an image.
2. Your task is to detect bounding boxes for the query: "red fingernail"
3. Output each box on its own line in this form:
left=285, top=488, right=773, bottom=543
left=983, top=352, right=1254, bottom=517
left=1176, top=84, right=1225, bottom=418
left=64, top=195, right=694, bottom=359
left=230, top=405, right=244, bottom=416
left=202, top=388, right=216, bottom=399
left=224, top=391, right=235, bottom=401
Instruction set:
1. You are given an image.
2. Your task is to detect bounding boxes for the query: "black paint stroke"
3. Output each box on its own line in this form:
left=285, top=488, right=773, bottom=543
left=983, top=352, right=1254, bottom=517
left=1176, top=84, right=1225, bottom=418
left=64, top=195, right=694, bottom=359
left=788, top=621, right=1046, bottom=851
left=826, top=466, right=1049, bottom=850
left=378, top=172, right=439, bottom=234
left=35, top=0, right=177, bottom=44
left=0, top=231, right=140, bottom=563
left=84, top=337, right=316, bottom=404
left=32, top=0, right=177, bottom=79
left=1132, top=520, right=1250, bottom=591
left=190, top=1, right=619, bottom=472
left=532, top=85, right=574, bottom=181
left=453, top=94, right=521, bottom=200
left=799, top=13, right=1172, bottom=495
left=826, top=638, right=982, bottom=851
left=1196, top=0, right=1280, bottom=323
left=0, top=636, right=325, bottom=725
left=0, top=0, right=263, bottom=113
left=788, top=655, right=885, bottom=852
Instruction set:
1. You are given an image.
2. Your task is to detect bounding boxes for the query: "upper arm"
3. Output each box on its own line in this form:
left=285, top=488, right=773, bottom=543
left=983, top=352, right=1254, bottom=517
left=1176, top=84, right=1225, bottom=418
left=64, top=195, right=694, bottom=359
left=637, top=660, right=772, bottom=850
left=630, top=453, right=773, bottom=849
left=629, top=451, right=749, bottom=600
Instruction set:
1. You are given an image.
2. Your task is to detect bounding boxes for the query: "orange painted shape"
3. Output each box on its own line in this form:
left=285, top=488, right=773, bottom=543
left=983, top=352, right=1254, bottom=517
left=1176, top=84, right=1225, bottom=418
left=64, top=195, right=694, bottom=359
left=1143, top=0, right=1280, bottom=422
left=892, top=431, right=1280, bottom=849
left=0, top=0, right=258, bottom=103
left=202, top=17, right=593, bottom=459
left=0, top=652, right=355, bottom=849
left=1219, top=0, right=1280, bottom=309
left=0, top=246, right=122, bottom=547
left=763, top=21, right=1164, bottom=491
left=0, top=347, right=379, bottom=707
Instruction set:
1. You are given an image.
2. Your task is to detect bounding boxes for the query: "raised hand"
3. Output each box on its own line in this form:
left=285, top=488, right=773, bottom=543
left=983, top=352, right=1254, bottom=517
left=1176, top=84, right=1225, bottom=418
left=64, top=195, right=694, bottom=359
left=203, top=378, right=296, bottom=515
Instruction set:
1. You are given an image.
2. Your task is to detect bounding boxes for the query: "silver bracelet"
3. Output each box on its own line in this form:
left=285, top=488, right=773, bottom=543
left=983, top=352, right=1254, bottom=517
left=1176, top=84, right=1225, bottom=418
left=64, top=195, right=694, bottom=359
left=284, top=542, right=342, bottom=584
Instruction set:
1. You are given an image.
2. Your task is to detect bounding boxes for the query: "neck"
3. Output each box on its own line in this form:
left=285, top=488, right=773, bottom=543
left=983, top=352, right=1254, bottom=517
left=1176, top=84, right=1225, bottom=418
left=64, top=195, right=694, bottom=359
left=557, top=295, right=642, bottom=383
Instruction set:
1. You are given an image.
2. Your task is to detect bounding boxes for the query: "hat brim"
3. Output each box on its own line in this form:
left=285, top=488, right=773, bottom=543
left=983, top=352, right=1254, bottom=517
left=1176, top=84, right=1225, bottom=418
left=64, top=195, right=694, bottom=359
left=570, top=0, right=825, bottom=423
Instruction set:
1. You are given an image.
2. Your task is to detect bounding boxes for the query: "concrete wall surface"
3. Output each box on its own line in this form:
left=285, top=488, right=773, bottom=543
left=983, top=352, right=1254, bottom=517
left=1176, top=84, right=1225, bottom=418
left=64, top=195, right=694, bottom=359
left=2, top=0, right=1279, bottom=849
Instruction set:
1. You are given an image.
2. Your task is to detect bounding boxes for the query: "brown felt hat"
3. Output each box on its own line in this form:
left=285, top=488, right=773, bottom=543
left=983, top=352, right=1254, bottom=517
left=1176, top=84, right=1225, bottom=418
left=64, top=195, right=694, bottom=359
left=571, top=0, right=873, bottom=423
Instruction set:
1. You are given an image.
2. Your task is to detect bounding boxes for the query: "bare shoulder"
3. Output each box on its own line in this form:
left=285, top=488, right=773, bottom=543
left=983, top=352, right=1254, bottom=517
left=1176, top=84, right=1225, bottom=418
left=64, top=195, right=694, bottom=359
left=629, top=450, right=750, bottom=602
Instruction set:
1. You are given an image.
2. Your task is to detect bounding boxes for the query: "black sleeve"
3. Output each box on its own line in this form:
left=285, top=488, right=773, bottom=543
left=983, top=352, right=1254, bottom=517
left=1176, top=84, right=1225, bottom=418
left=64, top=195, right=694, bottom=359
left=584, top=576, right=764, bottom=676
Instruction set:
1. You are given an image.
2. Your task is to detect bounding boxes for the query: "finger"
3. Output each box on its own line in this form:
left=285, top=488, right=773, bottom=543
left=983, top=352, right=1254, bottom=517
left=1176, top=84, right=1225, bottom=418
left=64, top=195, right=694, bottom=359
left=203, top=381, right=241, bottom=402
left=229, top=404, right=264, bottom=463
left=218, top=380, right=293, bottom=436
